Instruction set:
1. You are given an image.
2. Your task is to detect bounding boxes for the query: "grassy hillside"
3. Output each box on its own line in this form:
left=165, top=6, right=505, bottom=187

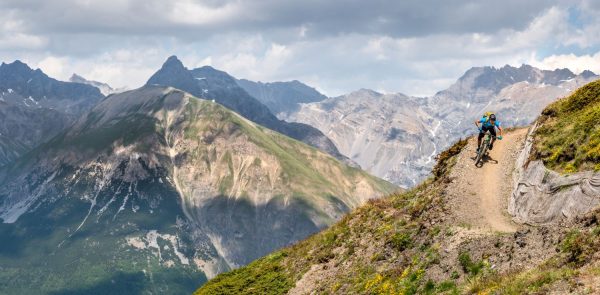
left=195, top=140, right=468, bottom=294
left=533, top=79, right=600, bottom=172
left=195, top=126, right=600, bottom=294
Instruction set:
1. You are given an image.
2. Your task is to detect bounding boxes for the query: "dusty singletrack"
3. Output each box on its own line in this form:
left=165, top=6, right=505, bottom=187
left=446, top=128, right=529, bottom=233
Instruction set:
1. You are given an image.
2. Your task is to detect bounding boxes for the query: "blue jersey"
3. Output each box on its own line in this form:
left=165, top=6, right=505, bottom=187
left=480, top=117, right=501, bottom=128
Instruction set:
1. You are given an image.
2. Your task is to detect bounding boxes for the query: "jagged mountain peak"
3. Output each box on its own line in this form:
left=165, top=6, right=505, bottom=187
left=163, top=55, right=186, bottom=68
left=236, top=78, right=328, bottom=117
left=0, top=60, right=35, bottom=81
left=580, top=69, right=597, bottom=78
left=148, top=55, right=191, bottom=82
left=69, top=73, right=86, bottom=81
left=0, top=59, right=32, bottom=71
left=457, top=64, right=580, bottom=86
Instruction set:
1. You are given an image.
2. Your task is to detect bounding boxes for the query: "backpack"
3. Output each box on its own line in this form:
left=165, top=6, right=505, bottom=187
left=483, top=112, right=495, bottom=123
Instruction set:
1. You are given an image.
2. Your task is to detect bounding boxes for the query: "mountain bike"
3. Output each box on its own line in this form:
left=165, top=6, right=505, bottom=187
left=475, top=130, right=501, bottom=167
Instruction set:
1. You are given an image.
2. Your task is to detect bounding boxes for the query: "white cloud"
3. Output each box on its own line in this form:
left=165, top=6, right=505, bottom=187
left=531, top=52, right=600, bottom=74
left=207, top=42, right=293, bottom=82
left=167, top=0, right=242, bottom=26
left=0, top=14, right=47, bottom=50
left=37, top=56, right=68, bottom=78
left=1, top=1, right=599, bottom=97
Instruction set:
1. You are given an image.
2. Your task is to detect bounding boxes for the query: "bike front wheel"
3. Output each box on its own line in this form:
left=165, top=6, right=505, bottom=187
left=475, top=143, right=488, bottom=167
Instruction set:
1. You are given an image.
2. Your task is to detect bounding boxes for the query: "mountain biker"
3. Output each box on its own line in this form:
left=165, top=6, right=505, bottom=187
left=475, top=112, right=503, bottom=152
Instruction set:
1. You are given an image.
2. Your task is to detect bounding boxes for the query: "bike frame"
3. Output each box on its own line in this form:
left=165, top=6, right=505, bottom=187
left=475, top=131, right=493, bottom=167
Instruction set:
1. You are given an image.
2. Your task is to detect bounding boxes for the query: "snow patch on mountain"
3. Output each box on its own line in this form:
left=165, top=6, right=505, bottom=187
left=127, top=230, right=190, bottom=265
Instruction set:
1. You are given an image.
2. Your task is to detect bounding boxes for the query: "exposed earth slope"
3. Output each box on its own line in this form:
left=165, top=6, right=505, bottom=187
left=445, top=129, right=527, bottom=233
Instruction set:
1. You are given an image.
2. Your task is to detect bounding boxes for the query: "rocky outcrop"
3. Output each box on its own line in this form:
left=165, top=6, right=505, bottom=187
left=509, top=125, right=600, bottom=225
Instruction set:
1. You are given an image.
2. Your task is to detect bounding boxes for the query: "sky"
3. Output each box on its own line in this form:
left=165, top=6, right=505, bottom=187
left=1, top=0, right=599, bottom=97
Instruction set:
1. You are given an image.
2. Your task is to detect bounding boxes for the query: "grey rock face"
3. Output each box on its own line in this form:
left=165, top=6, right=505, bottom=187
left=147, top=56, right=351, bottom=164
left=424, top=65, right=596, bottom=141
left=509, top=125, right=600, bottom=225
left=285, top=89, right=444, bottom=188
left=236, top=79, right=327, bottom=117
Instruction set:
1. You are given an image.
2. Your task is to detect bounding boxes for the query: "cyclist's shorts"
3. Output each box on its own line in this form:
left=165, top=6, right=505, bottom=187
left=478, top=125, right=497, bottom=139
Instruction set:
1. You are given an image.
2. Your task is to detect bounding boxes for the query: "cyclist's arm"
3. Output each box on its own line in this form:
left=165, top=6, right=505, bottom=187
left=497, top=125, right=503, bottom=136
left=474, top=120, right=481, bottom=129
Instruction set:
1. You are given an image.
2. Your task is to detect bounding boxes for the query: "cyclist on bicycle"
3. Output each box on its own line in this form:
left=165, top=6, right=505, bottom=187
left=475, top=112, right=503, bottom=153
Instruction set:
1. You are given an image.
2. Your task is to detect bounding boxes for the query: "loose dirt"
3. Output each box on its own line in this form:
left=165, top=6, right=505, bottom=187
left=446, top=128, right=529, bottom=233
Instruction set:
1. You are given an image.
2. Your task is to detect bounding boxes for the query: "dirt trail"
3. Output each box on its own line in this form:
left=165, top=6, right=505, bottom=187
left=446, top=128, right=529, bottom=233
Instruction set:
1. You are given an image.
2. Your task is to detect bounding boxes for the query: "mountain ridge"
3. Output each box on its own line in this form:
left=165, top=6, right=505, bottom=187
left=0, top=60, right=104, bottom=167
left=146, top=56, right=353, bottom=165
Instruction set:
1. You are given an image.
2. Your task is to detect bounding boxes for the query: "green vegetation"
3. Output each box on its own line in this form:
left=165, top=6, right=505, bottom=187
left=533, top=80, right=600, bottom=172
left=195, top=139, right=468, bottom=294
left=195, top=252, right=293, bottom=295
left=2, top=88, right=398, bottom=294
left=458, top=252, right=486, bottom=277
left=466, top=211, right=600, bottom=294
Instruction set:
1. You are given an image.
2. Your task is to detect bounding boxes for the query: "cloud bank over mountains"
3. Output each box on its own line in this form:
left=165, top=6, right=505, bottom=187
left=1, top=0, right=599, bottom=96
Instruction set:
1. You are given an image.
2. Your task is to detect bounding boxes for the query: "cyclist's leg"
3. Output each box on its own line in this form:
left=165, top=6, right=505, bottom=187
left=477, top=129, right=485, bottom=150
left=489, top=127, right=497, bottom=149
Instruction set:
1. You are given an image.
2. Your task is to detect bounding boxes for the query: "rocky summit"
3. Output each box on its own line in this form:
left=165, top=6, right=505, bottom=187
left=0, top=85, right=396, bottom=294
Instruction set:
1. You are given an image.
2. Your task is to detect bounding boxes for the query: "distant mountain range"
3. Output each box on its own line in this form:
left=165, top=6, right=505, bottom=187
left=280, top=65, right=598, bottom=187
left=0, top=61, right=104, bottom=166
left=236, top=79, right=327, bottom=117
